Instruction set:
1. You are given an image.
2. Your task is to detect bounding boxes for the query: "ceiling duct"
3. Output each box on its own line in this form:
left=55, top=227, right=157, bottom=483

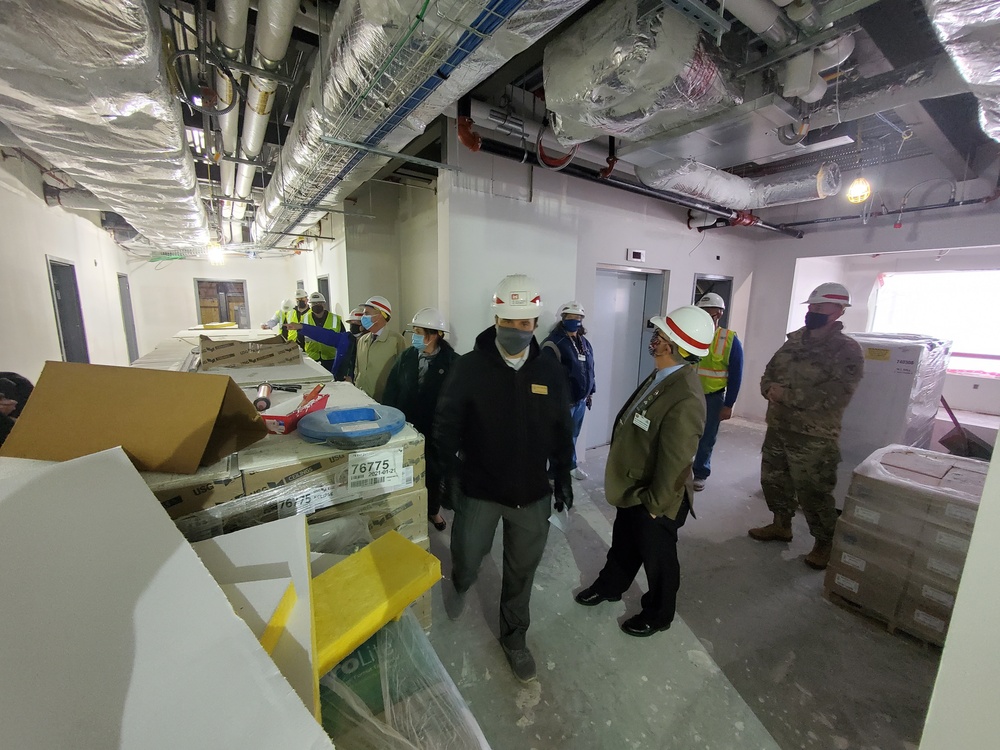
left=0, top=0, right=209, bottom=249
left=254, top=0, right=591, bottom=245
left=636, top=157, right=841, bottom=209
left=923, top=0, right=1000, bottom=142
left=214, top=0, right=251, bottom=202
left=542, top=0, right=742, bottom=147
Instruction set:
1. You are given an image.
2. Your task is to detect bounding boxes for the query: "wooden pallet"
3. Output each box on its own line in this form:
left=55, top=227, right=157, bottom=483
left=823, top=589, right=943, bottom=650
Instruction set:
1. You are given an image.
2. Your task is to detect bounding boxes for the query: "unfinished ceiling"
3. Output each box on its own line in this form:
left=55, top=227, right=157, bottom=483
left=0, top=0, right=996, bottom=257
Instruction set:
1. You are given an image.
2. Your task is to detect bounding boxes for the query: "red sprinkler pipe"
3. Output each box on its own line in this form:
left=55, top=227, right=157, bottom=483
left=456, top=116, right=481, bottom=152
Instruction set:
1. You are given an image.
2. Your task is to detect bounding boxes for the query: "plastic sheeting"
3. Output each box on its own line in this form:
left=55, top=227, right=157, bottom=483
left=319, top=611, right=491, bottom=749
left=542, top=0, right=742, bottom=146
left=923, top=0, right=1000, bottom=142
left=254, top=0, right=589, bottom=244
left=0, top=0, right=209, bottom=249
left=636, top=158, right=841, bottom=209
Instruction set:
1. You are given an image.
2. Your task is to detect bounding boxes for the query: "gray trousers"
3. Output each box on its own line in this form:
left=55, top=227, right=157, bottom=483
left=450, top=493, right=551, bottom=651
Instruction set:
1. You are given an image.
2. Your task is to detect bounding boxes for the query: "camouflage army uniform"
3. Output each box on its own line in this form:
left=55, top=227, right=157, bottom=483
left=759, top=322, right=863, bottom=542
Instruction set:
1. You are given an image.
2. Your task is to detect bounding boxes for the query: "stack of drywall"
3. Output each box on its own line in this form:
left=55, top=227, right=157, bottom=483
left=836, top=334, right=951, bottom=502
left=824, top=445, right=987, bottom=645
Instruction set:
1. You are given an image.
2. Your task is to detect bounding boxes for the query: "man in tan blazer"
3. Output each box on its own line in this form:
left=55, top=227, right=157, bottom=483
left=575, top=306, right=714, bottom=637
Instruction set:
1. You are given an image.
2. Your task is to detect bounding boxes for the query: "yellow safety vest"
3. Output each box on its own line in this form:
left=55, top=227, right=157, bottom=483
left=698, top=328, right=735, bottom=394
left=303, top=310, right=341, bottom=361
left=284, top=308, right=307, bottom=343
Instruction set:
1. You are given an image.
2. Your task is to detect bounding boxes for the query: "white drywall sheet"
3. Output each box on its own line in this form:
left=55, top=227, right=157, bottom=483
left=0, top=449, right=332, bottom=750
left=193, top=515, right=318, bottom=716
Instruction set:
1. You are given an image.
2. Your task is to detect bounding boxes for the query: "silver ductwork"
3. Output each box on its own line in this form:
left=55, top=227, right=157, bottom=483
left=44, top=187, right=107, bottom=211
left=215, top=0, right=251, bottom=200
left=0, top=0, right=209, bottom=249
left=923, top=0, right=1000, bottom=142
left=542, top=0, right=742, bottom=147
left=254, top=0, right=590, bottom=244
left=636, top=158, right=841, bottom=209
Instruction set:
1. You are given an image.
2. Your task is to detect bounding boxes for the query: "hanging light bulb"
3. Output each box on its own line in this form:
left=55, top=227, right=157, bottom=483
left=206, top=242, right=225, bottom=266
left=847, top=175, right=871, bottom=204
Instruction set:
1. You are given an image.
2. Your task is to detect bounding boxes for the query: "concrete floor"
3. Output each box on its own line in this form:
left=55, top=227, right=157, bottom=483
left=427, top=418, right=941, bottom=750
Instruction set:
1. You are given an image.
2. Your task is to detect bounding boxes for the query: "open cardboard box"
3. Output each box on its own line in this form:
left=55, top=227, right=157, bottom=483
left=200, top=335, right=300, bottom=369
left=0, top=361, right=268, bottom=474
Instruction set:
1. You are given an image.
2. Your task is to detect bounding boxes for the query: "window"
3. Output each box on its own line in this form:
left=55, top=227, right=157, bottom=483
left=871, top=270, right=1000, bottom=376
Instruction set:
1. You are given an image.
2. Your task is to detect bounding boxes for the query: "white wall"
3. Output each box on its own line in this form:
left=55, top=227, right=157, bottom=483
left=397, top=182, right=439, bottom=328
left=0, top=158, right=131, bottom=381
left=919, top=459, right=1000, bottom=748
left=287, top=212, right=350, bottom=318
left=345, top=182, right=403, bottom=332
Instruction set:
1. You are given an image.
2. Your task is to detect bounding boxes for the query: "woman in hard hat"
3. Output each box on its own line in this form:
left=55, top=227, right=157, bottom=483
left=383, top=308, right=459, bottom=532
left=542, top=301, right=596, bottom=480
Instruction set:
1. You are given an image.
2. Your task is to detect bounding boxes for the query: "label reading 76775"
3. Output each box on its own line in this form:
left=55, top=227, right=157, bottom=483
left=347, top=447, right=404, bottom=490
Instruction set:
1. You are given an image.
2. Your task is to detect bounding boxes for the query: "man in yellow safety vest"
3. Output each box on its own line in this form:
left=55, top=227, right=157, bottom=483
left=692, top=293, right=743, bottom=492
left=302, top=292, right=343, bottom=371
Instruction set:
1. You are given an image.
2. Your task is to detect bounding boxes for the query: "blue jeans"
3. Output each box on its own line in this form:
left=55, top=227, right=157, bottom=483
left=570, top=399, right=587, bottom=469
left=694, top=390, right=725, bottom=480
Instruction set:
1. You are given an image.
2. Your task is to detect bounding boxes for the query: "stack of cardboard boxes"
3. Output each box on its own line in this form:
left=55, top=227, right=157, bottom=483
left=825, top=445, right=987, bottom=645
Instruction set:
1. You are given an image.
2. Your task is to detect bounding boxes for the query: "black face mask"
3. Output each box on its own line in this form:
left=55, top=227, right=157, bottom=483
left=311, top=305, right=325, bottom=316
left=805, top=311, right=829, bottom=330
left=349, top=324, right=362, bottom=336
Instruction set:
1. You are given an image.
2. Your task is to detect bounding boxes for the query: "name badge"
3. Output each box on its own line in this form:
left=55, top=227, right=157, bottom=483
left=531, top=384, right=548, bottom=395
left=632, top=412, right=650, bottom=431
left=577, top=354, right=587, bottom=361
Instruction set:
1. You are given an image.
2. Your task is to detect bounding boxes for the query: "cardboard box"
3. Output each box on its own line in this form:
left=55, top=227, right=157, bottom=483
left=824, top=561, right=907, bottom=620
left=153, top=474, right=246, bottom=519
left=831, top=519, right=915, bottom=573
left=896, top=593, right=950, bottom=646
left=918, top=521, right=972, bottom=559
left=0, top=361, right=268, bottom=474
left=200, top=335, right=301, bottom=369
left=841, top=493, right=925, bottom=543
left=308, top=487, right=429, bottom=542
left=261, top=393, right=330, bottom=435
left=904, top=574, right=958, bottom=613
left=910, top=549, right=964, bottom=592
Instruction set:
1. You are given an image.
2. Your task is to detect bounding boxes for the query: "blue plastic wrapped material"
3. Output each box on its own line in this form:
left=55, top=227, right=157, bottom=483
left=299, top=405, right=407, bottom=449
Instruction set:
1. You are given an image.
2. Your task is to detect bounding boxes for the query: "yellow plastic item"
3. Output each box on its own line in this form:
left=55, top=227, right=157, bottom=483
left=312, top=531, right=441, bottom=675
left=203, top=321, right=238, bottom=329
left=260, top=581, right=297, bottom=655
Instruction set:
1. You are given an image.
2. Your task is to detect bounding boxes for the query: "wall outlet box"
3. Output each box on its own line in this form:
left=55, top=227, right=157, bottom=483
left=627, top=248, right=646, bottom=263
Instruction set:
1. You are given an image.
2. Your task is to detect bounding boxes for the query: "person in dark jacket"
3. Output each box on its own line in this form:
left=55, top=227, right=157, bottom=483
left=434, top=275, right=574, bottom=684
left=383, top=307, right=459, bottom=532
left=0, top=372, right=33, bottom=448
left=542, top=301, right=596, bottom=480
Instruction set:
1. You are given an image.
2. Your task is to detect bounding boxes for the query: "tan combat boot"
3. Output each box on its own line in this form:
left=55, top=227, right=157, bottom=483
left=804, top=540, right=833, bottom=570
left=748, top=513, right=793, bottom=542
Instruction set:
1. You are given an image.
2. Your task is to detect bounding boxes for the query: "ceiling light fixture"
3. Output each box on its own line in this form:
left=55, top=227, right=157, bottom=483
left=846, top=175, right=871, bottom=204
left=206, top=243, right=225, bottom=266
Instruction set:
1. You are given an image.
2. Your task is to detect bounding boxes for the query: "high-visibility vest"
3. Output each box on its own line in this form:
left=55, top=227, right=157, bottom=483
left=698, top=327, right=735, bottom=394
left=283, top=308, right=307, bottom=343
left=303, top=310, right=341, bottom=361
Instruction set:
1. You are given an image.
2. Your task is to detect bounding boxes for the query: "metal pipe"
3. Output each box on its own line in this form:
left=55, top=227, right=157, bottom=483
left=475, top=136, right=804, bottom=238
left=759, top=193, right=999, bottom=229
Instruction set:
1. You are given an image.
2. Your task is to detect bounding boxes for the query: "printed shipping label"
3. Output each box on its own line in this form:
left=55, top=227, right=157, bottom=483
left=840, top=553, right=867, bottom=572
left=926, top=557, right=962, bottom=581
left=944, top=504, right=977, bottom=524
left=852, top=506, right=881, bottom=525
left=348, top=447, right=404, bottom=490
left=834, top=574, right=860, bottom=594
left=865, top=347, right=891, bottom=361
left=935, top=530, right=969, bottom=554
left=913, top=609, right=946, bottom=632
left=921, top=585, right=955, bottom=609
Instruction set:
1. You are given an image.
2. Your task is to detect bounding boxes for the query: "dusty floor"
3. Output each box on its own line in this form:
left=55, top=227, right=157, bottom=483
left=427, top=418, right=941, bottom=750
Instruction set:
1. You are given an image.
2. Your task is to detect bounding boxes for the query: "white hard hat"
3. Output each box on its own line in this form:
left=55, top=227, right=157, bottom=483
left=346, top=305, right=365, bottom=324
left=411, top=307, right=449, bottom=333
left=280, top=298, right=295, bottom=312
left=308, top=292, right=326, bottom=304
left=558, top=301, right=586, bottom=318
left=294, top=288, right=308, bottom=299
left=804, top=282, right=851, bottom=307
left=491, top=274, right=543, bottom=320
left=696, top=292, right=726, bottom=311
left=650, top=305, right=715, bottom=358
left=364, top=295, right=392, bottom=319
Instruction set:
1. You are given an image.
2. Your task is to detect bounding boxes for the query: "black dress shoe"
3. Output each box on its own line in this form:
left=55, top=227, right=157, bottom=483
left=620, top=614, right=671, bottom=637
left=574, top=585, right=622, bottom=607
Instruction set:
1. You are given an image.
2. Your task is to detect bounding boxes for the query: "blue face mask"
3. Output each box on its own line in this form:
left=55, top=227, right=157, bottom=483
left=411, top=333, right=426, bottom=351
left=562, top=319, right=582, bottom=332
left=360, top=314, right=374, bottom=330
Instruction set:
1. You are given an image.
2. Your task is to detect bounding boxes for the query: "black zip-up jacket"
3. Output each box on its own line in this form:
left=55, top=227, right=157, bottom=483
left=433, top=326, right=574, bottom=507
left=382, top=340, right=459, bottom=475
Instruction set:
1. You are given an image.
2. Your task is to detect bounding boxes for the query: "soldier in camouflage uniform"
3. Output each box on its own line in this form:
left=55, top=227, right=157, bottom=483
left=749, top=282, right=864, bottom=570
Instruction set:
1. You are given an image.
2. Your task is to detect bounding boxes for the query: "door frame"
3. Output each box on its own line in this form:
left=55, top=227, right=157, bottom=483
left=692, top=273, right=734, bottom=329
left=193, top=278, right=249, bottom=326
left=46, top=254, right=90, bottom=363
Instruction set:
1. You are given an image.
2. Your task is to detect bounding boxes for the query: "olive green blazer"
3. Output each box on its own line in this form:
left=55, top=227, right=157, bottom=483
left=604, top=364, right=706, bottom=520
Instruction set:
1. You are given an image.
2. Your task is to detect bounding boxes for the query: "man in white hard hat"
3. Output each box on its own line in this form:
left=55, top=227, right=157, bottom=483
left=575, top=306, right=711, bottom=637
left=542, top=301, right=596, bottom=480
left=261, top=298, right=295, bottom=339
left=434, top=274, right=574, bottom=682
left=749, top=282, right=864, bottom=570
left=288, top=288, right=310, bottom=349
left=354, top=295, right=405, bottom=401
left=691, top=292, right=744, bottom=492
left=300, top=292, right=343, bottom=371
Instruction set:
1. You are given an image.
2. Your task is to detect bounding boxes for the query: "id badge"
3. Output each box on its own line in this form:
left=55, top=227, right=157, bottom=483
left=577, top=354, right=587, bottom=361
left=632, top=412, right=651, bottom=431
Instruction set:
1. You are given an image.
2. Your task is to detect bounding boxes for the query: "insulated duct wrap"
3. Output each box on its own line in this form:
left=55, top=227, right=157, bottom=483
left=636, top=159, right=840, bottom=209
left=542, top=0, right=742, bottom=146
left=0, top=0, right=209, bottom=248
left=923, top=0, right=1000, bottom=142
left=254, top=0, right=588, bottom=244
